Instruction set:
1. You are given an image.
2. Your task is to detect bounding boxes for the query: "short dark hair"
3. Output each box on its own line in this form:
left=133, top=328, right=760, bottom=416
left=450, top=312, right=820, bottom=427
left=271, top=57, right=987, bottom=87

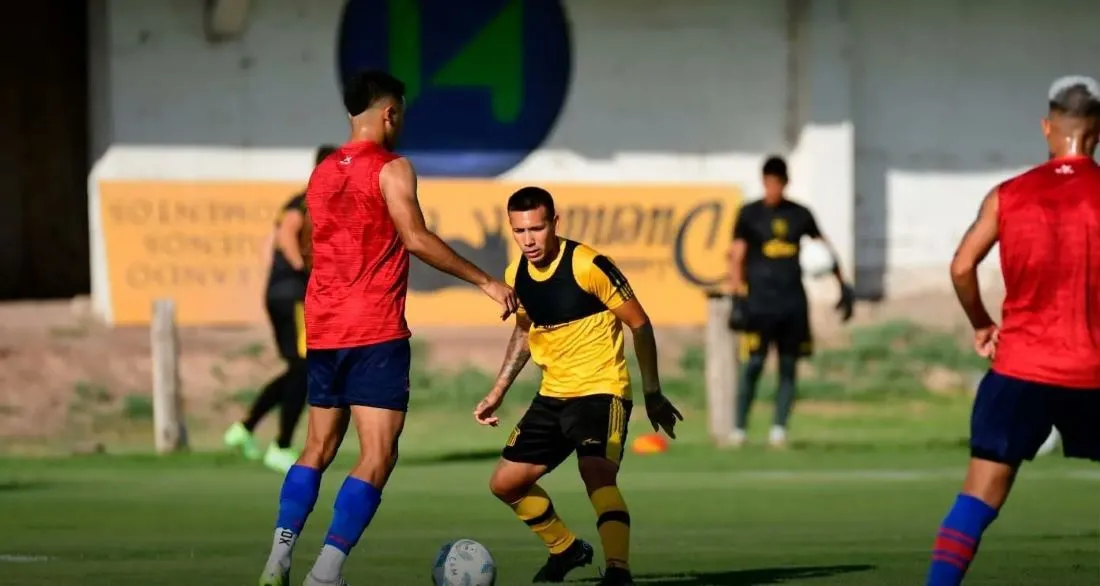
left=1048, top=76, right=1100, bottom=119
left=507, top=186, right=556, bottom=218
left=342, top=70, right=405, bottom=117
left=315, top=144, right=339, bottom=166
left=762, top=155, right=788, bottom=181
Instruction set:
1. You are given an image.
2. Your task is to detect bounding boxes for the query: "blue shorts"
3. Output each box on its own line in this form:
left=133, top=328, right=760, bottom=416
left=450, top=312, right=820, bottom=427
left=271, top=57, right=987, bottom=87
left=970, top=369, right=1100, bottom=465
left=306, top=338, right=411, bottom=411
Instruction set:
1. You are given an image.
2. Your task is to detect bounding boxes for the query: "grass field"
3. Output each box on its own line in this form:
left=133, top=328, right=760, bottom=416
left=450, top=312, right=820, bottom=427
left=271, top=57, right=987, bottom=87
left=1, top=397, right=1098, bottom=585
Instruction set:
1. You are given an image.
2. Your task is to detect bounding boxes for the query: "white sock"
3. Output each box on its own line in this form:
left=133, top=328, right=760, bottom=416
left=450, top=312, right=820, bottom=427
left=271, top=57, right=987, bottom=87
left=266, top=527, right=297, bottom=571
left=309, top=544, right=348, bottom=582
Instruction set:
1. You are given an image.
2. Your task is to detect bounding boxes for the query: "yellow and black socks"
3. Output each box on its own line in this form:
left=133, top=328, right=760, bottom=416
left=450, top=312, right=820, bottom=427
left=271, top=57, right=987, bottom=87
left=590, top=485, right=630, bottom=570
left=509, top=484, right=577, bottom=554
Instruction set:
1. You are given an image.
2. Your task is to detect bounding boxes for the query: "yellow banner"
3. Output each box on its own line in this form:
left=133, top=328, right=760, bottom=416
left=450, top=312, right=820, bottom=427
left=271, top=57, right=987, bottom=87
left=98, top=180, right=742, bottom=326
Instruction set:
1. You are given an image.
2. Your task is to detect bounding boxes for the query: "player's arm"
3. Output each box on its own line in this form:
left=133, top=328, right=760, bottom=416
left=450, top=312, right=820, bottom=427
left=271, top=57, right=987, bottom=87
left=950, top=188, right=999, bottom=330
left=727, top=214, right=748, bottom=294
left=805, top=213, right=848, bottom=289
left=489, top=313, right=532, bottom=398
left=275, top=200, right=306, bottom=271
left=584, top=256, right=661, bottom=395
left=584, top=255, right=683, bottom=435
left=803, top=208, right=855, bottom=321
left=380, top=158, right=494, bottom=286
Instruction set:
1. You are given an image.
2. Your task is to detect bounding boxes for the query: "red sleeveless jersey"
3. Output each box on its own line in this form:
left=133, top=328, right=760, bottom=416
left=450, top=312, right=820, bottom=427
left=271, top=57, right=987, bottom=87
left=304, top=140, right=410, bottom=349
left=993, top=156, right=1100, bottom=388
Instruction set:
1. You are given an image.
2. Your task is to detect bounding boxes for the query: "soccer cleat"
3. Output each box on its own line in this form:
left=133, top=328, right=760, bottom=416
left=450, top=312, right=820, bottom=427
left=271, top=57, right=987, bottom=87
left=258, top=562, right=290, bottom=586
left=767, top=425, right=788, bottom=449
left=727, top=429, right=747, bottom=448
left=599, top=566, right=636, bottom=586
left=264, top=444, right=300, bottom=473
left=225, top=422, right=262, bottom=460
left=532, top=539, right=594, bottom=583
left=303, top=573, right=349, bottom=586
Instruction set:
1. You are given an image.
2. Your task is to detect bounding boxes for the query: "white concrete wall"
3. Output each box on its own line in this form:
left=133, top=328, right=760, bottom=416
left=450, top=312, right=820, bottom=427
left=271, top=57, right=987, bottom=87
left=92, top=0, right=1100, bottom=307
left=850, top=0, right=1100, bottom=297
left=101, top=0, right=790, bottom=185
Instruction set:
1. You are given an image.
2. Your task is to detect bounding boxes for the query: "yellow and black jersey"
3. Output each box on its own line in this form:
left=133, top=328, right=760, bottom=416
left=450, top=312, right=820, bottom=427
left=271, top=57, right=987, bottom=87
left=504, top=239, right=634, bottom=400
left=733, top=198, right=820, bottom=307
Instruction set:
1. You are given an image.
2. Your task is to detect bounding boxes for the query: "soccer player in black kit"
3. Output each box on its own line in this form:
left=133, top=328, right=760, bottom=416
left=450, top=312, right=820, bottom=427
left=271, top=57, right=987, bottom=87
left=727, top=156, right=855, bottom=448
left=224, top=144, right=338, bottom=473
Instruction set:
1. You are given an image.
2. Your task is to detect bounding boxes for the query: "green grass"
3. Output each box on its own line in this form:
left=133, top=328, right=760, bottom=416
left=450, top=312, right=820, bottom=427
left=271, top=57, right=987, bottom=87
left=1, top=398, right=1098, bottom=585
left=0, top=322, right=1093, bottom=584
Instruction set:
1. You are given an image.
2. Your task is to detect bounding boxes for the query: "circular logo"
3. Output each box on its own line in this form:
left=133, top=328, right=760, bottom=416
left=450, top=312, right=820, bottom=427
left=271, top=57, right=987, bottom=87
left=338, top=0, right=572, bottom=177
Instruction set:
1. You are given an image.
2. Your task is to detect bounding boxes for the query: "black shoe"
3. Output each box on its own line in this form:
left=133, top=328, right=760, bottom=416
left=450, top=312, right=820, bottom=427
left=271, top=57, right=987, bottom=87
left=599, top=567, right=635, bottom=586
left=532, top=539, right=594, bottom=583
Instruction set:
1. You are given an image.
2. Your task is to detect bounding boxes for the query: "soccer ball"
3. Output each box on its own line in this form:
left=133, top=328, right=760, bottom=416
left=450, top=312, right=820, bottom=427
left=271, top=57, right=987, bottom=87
left=431, top=539, right=497, bottom=586
left=800, top=238, right=835, bottom=279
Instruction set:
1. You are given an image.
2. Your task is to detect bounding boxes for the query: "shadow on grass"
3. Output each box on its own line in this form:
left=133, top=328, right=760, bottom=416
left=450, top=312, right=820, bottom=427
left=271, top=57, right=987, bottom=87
left=0, top=480, right=51, bottom=492
left=578, top=564, right=875, bottom=585
left=404, top=448, right=502, bottom=466
left=784, top=437, right=969, bottom=453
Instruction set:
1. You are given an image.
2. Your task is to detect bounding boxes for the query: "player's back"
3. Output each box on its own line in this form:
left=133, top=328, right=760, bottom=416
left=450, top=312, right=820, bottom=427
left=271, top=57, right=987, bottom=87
left=994, top=156, right=1100, bottom=388
left=304, top=140, right=409, bottom=350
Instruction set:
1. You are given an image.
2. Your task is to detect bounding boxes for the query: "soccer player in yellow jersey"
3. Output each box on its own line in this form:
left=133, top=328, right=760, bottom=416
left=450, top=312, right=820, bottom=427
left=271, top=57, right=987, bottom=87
left=473, top=186, right=683, bottom=586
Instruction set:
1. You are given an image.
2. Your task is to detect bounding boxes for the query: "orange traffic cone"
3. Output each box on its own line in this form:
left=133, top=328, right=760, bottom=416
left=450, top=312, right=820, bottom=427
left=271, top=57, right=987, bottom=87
left=631, top=432, right=668, bottom=454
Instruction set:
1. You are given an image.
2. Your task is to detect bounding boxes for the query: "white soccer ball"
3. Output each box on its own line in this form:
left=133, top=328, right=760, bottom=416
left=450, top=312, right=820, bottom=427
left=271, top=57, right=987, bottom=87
left=431, top=539, right=497, bottom=586
left=800, top=238, right=835, bottom=279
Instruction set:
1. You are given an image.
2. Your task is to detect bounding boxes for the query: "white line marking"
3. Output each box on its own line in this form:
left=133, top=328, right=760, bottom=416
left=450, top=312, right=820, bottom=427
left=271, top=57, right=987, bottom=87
left=0, top=554, right=53, bottom=563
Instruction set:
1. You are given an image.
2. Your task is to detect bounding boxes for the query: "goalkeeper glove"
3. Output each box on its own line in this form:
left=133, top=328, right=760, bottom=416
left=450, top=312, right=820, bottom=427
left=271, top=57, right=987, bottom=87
left=728, top=294, right=750, bottom=331
left=836, top=282, right=855, bottom=322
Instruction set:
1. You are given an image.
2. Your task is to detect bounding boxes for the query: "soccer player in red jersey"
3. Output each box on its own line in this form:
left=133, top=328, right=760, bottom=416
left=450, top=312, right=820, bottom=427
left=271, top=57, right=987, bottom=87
left=258, top=70, right=518, bottom=586
left=926, top=76, right=1100, bottom=586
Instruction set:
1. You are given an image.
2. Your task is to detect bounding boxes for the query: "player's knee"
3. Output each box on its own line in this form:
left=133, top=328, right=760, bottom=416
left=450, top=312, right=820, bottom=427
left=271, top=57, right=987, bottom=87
left=298, top=439, right=339, bottom=471
left=488, top=462, right=539, bottom=502
left=357, top=436, right=399, bottom=471
left=577, top=456, right=618, bottom=494
left=962, top=458, right=1016, bottom=509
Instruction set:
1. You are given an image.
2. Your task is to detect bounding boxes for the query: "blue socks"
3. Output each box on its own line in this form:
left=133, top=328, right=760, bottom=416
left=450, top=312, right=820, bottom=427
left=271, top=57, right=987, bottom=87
left=276, top=464, right=322, bottom=533
left=323, top=476, right=383, bottom=554
left=926, top=493, right=999, bottom=585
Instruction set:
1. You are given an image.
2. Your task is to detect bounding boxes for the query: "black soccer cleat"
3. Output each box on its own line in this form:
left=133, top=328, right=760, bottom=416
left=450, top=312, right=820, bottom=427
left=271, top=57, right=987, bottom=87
left=598, top=566, right=635, bottom=586
left=532, top=538, right=594, bottom=583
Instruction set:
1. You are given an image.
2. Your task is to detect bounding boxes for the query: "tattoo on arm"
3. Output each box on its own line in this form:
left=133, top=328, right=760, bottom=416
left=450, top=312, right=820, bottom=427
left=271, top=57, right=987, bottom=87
left=493, top=324, right=531, bottom=393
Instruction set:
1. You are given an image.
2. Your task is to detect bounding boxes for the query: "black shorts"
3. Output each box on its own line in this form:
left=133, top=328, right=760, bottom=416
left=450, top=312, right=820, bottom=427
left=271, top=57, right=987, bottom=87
left=740, top=309, right=812, bottom=360
left=266, top=296, right=305, bottom=362
left=970, top=369, right=1100, bottom=465
left=502, top=393, right=632, bottom=471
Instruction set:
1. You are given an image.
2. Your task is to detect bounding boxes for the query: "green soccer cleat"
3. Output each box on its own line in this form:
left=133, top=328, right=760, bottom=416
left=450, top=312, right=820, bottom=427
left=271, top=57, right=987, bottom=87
left=264, top=444, right=300, bottom=474
left=532, top=539, right=594, bottom=583
left=224, top=422, right=262, bottom=460
left=303, top=573, right=349, bottom=586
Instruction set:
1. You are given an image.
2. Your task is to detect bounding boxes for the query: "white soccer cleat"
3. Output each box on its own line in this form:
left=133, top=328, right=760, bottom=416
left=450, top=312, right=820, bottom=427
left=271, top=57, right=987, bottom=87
left=727, top=428, right=748, bottom=448
left=258, top=563, right=290, bottom=586
left=768, top=426, right=788, bottom=449
left=303, top=573, right=349, bottom=586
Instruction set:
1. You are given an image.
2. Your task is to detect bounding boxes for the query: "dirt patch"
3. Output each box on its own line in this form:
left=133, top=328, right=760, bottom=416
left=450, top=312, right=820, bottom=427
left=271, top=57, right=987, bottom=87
left=0, top=289, right=980, bottom=448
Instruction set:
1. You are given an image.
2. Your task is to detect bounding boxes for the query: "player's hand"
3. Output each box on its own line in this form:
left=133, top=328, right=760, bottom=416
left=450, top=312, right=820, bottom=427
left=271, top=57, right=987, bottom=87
left=836, top=282, right=855, bottom=322
left=728, top=294, right=750, bottom=331
left=474, top=391, right=505, bottom=427
left=480, top=280, right=519, bottom=320
left=644, top=391, right=683, bottom=439
left=974, top=325, right=999, bottom=359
